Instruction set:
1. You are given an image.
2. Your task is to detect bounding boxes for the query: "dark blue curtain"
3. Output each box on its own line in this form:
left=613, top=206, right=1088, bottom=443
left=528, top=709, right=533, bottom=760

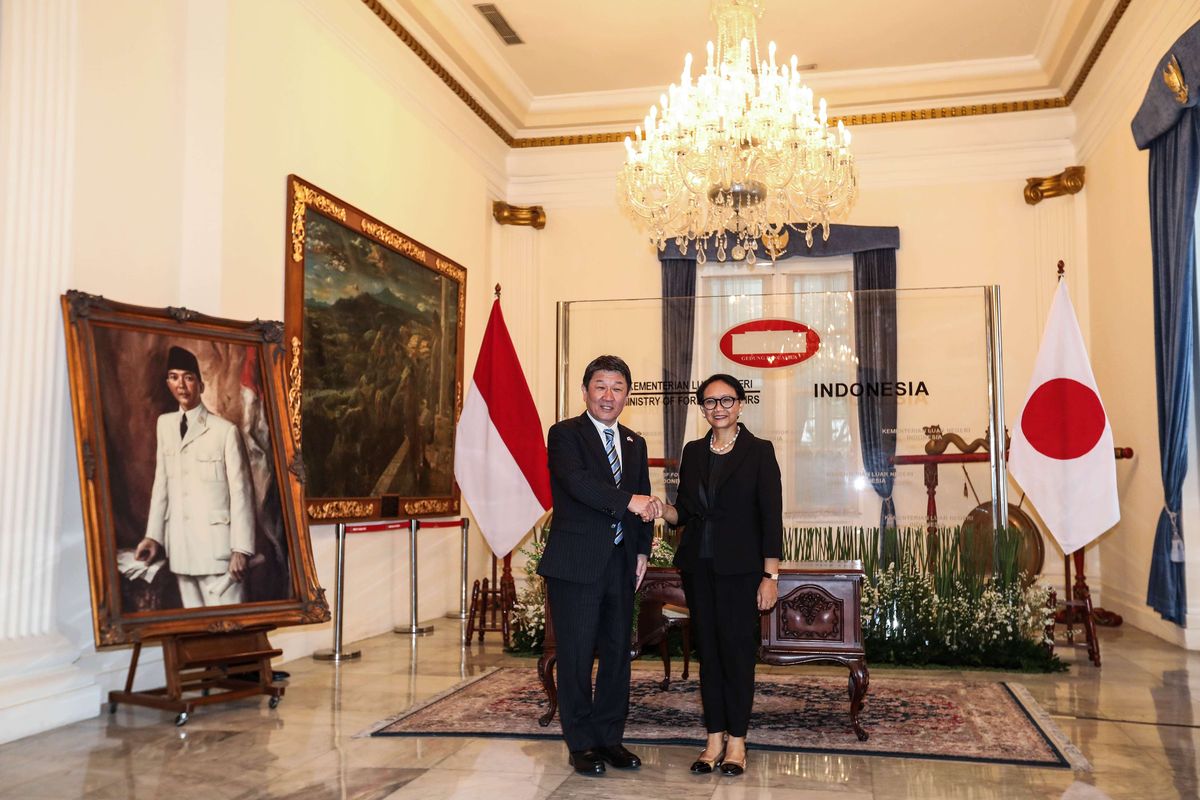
left=1132, top=24, right=1200, bottom=626
left=661, top=259, right=696, bottom=504
left=852, top=249, right=898, bottom=531
left=1144, top=115, right=1197, bottom=625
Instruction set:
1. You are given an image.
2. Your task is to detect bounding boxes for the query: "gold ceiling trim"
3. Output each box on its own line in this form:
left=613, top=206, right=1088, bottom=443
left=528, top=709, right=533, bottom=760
left=1024, top=165, right=1085, bottom=205
left=1065, top=0, right=1133, bottom=104
left=360, top=0, right=515, bottom=147
left=363, top=0, right=1131, bottom=149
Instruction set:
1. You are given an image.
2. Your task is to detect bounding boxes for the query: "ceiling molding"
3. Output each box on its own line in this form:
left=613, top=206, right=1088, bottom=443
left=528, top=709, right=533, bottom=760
left=507, top=110, right=1079, bottom=206
left=1066, top=0, right=1132, bottom=102
left=393, top=0, right=535, bottom=117
left=359, top=0, right=516, bottom=146
left=361, top=0, right=1132, bottom=149
left=527, top=54, right=1050, bottom=118
left=300, top=0, right=507, bottom=194
left=1033, top=0, right=1077, bottom=70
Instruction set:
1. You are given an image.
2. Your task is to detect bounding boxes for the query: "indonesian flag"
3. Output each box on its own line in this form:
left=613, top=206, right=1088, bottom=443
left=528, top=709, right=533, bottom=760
left=453, top=299, right=551, bottom=557
left=1008, top=280, right=1119, bottom=554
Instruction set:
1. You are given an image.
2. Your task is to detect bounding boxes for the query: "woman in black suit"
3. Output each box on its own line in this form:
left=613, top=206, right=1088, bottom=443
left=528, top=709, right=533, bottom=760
left=661, top=373, right=782, bottom=777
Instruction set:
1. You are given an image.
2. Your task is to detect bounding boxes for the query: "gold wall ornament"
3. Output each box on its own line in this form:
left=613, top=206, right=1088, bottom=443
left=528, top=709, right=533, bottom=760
left=308, top=500, right=375, bottom=519
left=762, top=229, right=790, bottom=260
left=288, top=336, right=302, bottom=446
left=1164, top=54, right=1189, bottom=105
left=492, top=200, right=547, bottom=229
left=1024, top=166, right=1085, bottom=205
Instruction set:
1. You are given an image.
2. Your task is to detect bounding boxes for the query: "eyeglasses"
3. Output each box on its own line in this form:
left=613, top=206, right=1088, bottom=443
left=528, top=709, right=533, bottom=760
left=701, top=396, right=738, bottom=410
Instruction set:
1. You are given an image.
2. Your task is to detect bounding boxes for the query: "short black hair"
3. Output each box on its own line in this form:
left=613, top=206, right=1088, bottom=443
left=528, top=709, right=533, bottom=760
left=582, top=355, right=632, bottom=387
left=695, top=373, right=745, bottom=404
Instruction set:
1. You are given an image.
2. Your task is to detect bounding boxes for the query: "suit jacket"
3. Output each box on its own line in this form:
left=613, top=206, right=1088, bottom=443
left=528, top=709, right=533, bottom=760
left=537, top=413, right=653, bottom=584
left=672, top=425, right=783, bottom=575
left=145, top=404, right=255, bottom=576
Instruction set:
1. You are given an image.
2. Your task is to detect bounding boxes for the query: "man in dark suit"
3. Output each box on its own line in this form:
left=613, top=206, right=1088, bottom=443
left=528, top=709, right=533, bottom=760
left=537, top=354, right=659, bottom=776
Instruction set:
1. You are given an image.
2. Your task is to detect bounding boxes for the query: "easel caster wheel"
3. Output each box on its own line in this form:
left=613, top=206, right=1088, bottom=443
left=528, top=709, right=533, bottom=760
left=108, top=702, right=117, bottom=714
left=268, top=696, right=280, bottom=709
left=175, top=712, right=189, bottom=727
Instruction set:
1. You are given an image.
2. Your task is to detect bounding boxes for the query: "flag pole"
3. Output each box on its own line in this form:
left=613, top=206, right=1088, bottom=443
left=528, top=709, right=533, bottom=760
left=493, top=283, right=515, bottom=643
left=985, top=285, right=1008, bottom=560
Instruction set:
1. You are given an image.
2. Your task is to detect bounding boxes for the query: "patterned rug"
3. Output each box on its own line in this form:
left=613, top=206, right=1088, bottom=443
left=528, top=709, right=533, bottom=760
left=368, top=667, right=1088, bottom=769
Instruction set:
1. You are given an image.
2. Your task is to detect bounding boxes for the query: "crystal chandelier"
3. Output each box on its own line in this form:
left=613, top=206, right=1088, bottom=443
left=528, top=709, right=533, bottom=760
left=618, top=0, right=857, bottom=264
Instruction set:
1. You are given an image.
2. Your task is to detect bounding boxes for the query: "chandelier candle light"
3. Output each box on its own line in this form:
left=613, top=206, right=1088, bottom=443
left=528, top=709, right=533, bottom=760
left=618, top=0, right=857, bottom=264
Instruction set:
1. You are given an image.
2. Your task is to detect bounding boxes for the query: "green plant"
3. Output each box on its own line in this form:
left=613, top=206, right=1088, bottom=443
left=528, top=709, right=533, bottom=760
left=509, top=525, right=548, bottom=653
left=785, top=525, right=1064, bottom=672
left=508, top=523, right=675, bottom=653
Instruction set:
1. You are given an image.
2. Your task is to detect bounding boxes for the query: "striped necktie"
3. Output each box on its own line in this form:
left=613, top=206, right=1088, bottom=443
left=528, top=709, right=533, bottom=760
left=604, top=428, right=623, bottom=544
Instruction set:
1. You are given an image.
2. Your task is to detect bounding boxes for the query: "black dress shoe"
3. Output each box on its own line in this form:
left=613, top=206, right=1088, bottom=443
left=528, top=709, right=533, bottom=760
left=596, top=744, right=642, bottom=769
left=569, top=749, right=606, bottom=775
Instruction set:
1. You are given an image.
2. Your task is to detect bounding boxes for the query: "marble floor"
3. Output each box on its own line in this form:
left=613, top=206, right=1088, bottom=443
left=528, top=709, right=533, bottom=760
left=1, top=621, right=1197, bottom=799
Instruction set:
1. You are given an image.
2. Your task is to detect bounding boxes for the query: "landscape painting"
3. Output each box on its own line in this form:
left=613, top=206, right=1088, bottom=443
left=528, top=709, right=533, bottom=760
left=285, top=177, right=466, bottom=521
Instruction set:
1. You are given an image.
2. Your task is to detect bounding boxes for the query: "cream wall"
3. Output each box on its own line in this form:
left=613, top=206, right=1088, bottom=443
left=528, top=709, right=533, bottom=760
left=1072, top=0, right=1200, bottom=647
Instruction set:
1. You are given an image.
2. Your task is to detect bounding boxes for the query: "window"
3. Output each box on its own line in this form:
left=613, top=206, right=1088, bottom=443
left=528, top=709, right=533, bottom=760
left=697, top=258, right=860, bottom=520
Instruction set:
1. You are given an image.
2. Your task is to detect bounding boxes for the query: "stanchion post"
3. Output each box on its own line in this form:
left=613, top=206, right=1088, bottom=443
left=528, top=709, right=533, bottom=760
left=314, top=523, right=362, bottom=662
left=446, top=518, right=469, bottom=620
left=395, top=518, right=435, bottom=636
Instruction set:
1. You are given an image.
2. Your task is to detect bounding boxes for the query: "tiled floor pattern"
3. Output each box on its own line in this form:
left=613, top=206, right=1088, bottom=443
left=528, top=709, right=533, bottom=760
left=1, top=622, right=1196, bottom=798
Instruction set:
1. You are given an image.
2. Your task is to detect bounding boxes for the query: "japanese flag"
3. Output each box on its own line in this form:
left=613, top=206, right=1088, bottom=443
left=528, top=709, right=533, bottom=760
left=1008, top=280, right=1119, bottom=554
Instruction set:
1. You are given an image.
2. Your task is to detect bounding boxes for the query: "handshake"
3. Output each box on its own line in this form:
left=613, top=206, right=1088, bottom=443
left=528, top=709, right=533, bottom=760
left=629, top=494, right=667, bottom=523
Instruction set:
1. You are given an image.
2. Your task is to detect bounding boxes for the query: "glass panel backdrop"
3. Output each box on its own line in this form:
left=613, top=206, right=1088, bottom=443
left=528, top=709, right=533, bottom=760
left=557, top=286, right=1001, bottom=532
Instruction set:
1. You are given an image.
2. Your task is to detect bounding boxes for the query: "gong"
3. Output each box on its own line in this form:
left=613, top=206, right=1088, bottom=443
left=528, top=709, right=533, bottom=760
left=959, top=503, right=1045, bottom=579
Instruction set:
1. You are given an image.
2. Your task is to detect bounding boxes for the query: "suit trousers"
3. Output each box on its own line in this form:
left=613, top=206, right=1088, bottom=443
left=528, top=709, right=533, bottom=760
left=682, top=561, right=762, bottom=737
left=176, top=572, right=245, bottom=608
left=545, top=543, right=633, bottom=752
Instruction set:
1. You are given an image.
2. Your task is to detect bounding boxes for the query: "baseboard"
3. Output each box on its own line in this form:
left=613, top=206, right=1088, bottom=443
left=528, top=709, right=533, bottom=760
left=1100, top=583, right=1199, bottom=650
left=0, top=664, right=100, bottom=746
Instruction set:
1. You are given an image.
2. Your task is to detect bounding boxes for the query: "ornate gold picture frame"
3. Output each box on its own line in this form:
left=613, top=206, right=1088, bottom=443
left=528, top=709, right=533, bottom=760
left=284, top=176, right=466, bottom=521
left=61, top=292, right=329, bottom=646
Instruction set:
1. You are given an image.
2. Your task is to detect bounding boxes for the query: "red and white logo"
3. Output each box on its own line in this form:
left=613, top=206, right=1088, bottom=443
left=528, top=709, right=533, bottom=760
left=719, top=319, right=820, bottom=369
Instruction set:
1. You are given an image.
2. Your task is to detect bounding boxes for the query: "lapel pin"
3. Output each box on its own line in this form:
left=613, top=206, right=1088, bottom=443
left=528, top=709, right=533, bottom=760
left=626, top=435, right=633, bottom=443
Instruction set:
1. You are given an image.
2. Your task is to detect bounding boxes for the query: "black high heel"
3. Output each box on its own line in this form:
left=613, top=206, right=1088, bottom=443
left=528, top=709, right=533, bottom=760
left=689, top=746, right=725, bottom=774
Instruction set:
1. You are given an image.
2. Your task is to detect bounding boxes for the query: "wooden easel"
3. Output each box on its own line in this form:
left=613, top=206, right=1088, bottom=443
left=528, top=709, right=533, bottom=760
left=466, top=553, right=514, bottom=646
left=108, top=625, right=284, bottom=726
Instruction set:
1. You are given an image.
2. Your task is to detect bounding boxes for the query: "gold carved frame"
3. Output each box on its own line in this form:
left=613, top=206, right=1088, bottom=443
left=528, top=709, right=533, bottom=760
left=284, top=176, right=466, bottom=522
left=61, top=292, right=329, bottom=646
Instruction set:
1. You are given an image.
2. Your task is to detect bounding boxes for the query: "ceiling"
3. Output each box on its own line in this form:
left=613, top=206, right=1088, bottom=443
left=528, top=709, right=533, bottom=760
left=387, top=0, right=1119, bottom=136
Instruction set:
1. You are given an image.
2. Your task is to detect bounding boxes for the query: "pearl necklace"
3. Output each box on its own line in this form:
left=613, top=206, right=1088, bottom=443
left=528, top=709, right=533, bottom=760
left=709, top=425, right=740, bottom=454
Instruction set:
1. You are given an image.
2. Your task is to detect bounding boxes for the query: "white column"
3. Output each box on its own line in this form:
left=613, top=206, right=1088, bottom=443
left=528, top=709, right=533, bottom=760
left=0, top=0, right=100, bottom=745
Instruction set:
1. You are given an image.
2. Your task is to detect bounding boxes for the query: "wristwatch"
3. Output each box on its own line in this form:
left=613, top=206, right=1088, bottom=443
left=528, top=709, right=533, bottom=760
left=762, top=571, right=779, bottom=581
